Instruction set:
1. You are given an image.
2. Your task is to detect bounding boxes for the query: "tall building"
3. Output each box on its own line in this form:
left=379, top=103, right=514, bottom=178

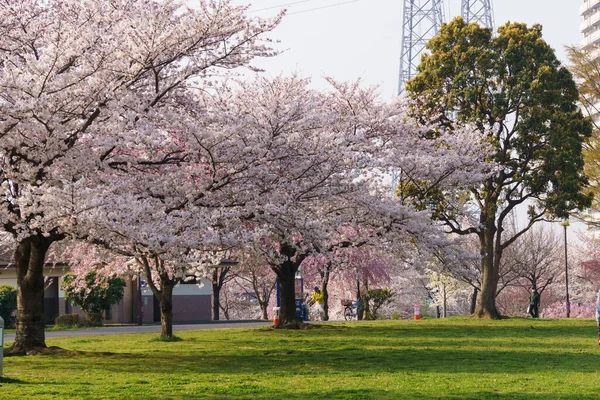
left=581, top=0, right=600, bottom=50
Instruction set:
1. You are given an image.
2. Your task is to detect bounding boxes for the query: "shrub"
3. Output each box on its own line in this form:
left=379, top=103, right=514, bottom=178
left=362, top=288, right=395, bottom=320
left=61, top=271, right=126, bottom=322
left=55, top=314, right=82, bottom=326
left=86, top=312, right=103, bottom=327
left=0, top=284, right=17, bottom=327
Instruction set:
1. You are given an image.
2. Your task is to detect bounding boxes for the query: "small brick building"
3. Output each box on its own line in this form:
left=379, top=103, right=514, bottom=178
left=0, top=262, right=212, bottom=325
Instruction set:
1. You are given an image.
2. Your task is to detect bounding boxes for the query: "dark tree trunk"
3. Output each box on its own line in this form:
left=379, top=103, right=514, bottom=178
left=270, top=242, right=306, bottom=328
left=159, top=280, right=175, bottom=338
left=7, top=235, right=54, bottom=355
left=322, top=266, right=331, bottom=321
left=470, top=287, right=478, bottom=314
left=274, top=259, right=300, bottom=327
left=474, top=223, right=502, bottom=319
left=212, top=280, right=220, bottom=321
left=211, top=267, right=231, bottom=321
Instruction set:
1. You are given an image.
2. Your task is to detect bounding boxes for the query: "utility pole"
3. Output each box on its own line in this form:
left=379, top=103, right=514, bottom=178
left=562, top=219, right=570, bottom=318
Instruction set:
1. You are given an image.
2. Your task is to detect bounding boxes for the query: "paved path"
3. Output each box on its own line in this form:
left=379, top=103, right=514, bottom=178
left=3, top=320, right=271, bottom=342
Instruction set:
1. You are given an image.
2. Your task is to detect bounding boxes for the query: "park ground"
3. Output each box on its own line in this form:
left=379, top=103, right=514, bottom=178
left=1, top=317, right=599, bottom=399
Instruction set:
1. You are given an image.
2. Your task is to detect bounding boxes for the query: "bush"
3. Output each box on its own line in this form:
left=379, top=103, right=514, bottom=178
left=0, top=284, right=17, bottom=327
left=86, top=312, right=103, bottom=327
left=362, top=288, right=395, bottom=320
left=55, top=314, right=82, bottom=326
left=61, top=271, right=126, bottom=322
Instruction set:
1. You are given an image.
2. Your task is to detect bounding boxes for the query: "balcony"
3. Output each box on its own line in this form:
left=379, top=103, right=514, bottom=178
left=582, top=27, right=600, bottom=48
left=581, top=0, right=600, bottom=16
left=581, top=9, right=600, bottom=33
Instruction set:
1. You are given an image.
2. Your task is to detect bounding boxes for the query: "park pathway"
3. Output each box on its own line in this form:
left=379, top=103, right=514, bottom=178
left=3, top=320, right=271, bottom=342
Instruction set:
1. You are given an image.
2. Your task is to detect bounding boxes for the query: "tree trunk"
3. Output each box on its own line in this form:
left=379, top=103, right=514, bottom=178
left=212, top=281, right=220, bottom=321
left=363, top=279, right=371, bottom=319
left=322, top=266, right=331, bottom=321
left=356, top=279, right=364, bottom=321
left=474, top=226, right=502, bottom=319
left=7, top=235, right=53, bottom=355
left=470, top=287, right=478, bottom=314
left=258, top=297, right=269, bottom=320
left=159, top=280, right=175, bottom=338
left=273, top=259, right=302, bottom=328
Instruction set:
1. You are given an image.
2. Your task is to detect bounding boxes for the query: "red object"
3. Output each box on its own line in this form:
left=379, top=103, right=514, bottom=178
left=414, top=304, right=420, bottom=320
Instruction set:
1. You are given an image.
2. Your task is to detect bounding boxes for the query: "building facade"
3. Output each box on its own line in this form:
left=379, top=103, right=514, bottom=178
left=0, top=264, right=212, bottom=325
left=581, top=0, right=600, bottom=50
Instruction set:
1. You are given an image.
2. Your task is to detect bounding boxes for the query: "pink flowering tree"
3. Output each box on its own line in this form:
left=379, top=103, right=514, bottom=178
left=0, top=0, right=281, bottom=354
left=224, top=77, right=493, bottom=328
left=234, top=252, right=277, bottom=320
left=301, top=237, right=395, bottom=321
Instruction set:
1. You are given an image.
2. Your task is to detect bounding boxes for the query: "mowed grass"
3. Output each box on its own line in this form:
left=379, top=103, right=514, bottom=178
left=2, top=317, right=600, bottom=399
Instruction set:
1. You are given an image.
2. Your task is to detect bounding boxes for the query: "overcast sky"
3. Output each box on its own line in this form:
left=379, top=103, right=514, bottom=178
left=232, top=0, right=582, bottom=96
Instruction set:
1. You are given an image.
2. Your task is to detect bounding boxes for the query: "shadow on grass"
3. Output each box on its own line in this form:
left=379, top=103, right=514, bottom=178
left=60, top=342, right=600, bottom=378
left=0, top=376, right=28, bottom=384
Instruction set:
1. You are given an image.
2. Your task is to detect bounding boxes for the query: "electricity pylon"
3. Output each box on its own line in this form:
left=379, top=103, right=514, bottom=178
left=397, top=0, right=444, bottom=95
left=461, top=0, right=494, bottom=29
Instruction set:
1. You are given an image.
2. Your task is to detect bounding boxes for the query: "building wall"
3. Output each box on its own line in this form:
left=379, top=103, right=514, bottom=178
left=582, top=0, right=600, bottom=49
left=0, top=268, right=213, bottom=324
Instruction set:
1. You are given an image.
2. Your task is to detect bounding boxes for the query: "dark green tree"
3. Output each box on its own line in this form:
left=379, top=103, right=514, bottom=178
left=406, top=18, right=592, bottom=319
left=0, top=284, right=17, bottom=327
left=61, top=271, right=126, bottom=324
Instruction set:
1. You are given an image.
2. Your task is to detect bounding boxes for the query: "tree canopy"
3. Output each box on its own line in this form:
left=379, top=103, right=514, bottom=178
left=567, top=45, right=600, bottom=220
left=406, top=17, right=592, bottom=319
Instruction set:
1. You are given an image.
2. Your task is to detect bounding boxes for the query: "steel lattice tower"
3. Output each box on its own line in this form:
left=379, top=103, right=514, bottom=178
left=397, top=0, right=444, bottom=94
left=461, top=0, right=494, bottom=29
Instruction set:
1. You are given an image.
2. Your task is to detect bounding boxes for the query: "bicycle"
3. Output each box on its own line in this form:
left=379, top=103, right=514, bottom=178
left=341, top=299, right=357, bottom=321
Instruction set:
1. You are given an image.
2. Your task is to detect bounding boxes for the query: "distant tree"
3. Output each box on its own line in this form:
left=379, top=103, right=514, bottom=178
left=506, top=225, right=562, bottom=303
left=61, top=271, right=126, bottom=325
left=567, top=46, right=600, bottom=221
left=362, top=288, right=395, bottom=320
left=211, top=265, right=236, bottom=321
left=234, top=253, right=276, bottom=320
left=0, top=284, right=17, bottom=327
left=407, top=18, right=592, bottom=319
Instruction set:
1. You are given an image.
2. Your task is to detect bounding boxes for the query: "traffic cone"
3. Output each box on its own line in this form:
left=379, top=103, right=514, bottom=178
left=414, top=304, right=420, bottom=320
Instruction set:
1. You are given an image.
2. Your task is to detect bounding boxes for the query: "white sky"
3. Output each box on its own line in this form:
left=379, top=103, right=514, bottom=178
left=229, top=0, right=587, bottom=238
left=233, top=0, right=582, bottom=97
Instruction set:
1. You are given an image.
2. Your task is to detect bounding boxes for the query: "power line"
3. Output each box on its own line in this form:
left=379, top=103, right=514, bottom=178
left=249, top=0, right=315, bottom=13
left=287, top=0, right=361, bottom=15
left=249, top=0, right=363, bottom=16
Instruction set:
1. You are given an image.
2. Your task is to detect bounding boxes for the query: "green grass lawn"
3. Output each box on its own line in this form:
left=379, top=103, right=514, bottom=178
left=1, top=317, right=600, bottom=399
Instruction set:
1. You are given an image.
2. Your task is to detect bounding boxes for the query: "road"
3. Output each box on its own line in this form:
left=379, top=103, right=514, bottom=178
left=3, top=320, right=271, bottom=342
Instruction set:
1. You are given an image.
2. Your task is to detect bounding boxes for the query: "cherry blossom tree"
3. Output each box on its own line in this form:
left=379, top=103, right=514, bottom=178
left=222, top=76, right=494, bottom=328
left=301, top=243, right=395, bottom=321
left=0, top=0, right=281, bottom=354
left=234, top=252, right=277, bottom=320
